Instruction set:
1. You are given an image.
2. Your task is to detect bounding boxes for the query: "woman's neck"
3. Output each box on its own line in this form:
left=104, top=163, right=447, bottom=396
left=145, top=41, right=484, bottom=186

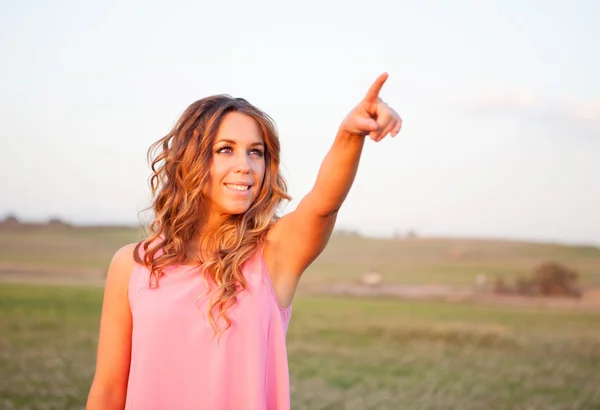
left=185, top=215, right=227, bottom=264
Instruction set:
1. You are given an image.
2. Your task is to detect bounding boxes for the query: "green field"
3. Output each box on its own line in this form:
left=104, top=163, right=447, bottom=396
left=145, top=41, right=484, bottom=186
left=1, top=225, right=599, bottom=288
left=1, top=283, right=599, bottom=409
left=1, top=225, right=600, bottom=409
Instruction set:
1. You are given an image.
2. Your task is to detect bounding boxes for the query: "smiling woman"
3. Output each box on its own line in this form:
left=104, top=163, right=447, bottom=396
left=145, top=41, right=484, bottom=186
left=204, top=112, right=268, bottom=218
left=86, top=74, right=402, bottom=410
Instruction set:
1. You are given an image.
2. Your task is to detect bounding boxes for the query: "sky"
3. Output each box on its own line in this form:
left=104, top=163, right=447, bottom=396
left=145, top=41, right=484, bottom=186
left=1, top=0, right=599, bottom=245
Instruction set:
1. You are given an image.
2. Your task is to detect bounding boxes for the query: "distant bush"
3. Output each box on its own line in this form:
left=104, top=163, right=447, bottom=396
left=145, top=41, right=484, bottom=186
left=405, top=229, right=419, bottom=239
left=494, top=261, right=581, bottom=298
left=1, top=214, right=20, bottom=225
left=493, top=277, right=511, bottom=294
left=47, top=217, right=72, bottom=227
left=529, top=262, right=581, bottom=297
left=335, top=229, right=362, bottom=237
left=391, top=229, right=419, bottom=240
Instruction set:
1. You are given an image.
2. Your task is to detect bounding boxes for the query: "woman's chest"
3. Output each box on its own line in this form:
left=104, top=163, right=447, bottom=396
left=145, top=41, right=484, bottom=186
left=131, top=269, right=275, bottom=340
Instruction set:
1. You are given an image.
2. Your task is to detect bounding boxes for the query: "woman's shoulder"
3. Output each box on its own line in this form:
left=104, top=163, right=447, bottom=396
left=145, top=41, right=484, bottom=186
left=106, top=242, right=141, bottom=286
left=112, top=242, right=139, bottom=265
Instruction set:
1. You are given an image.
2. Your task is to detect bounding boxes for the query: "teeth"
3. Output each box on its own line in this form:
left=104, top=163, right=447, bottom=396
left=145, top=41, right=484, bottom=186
left=225, top=184, right=250, bottom=191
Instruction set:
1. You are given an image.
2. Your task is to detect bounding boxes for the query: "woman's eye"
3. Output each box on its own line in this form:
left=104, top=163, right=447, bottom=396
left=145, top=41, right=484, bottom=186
left=216, top=146, right=233, bottom=154
left=215, top=146, right=263, bottom=157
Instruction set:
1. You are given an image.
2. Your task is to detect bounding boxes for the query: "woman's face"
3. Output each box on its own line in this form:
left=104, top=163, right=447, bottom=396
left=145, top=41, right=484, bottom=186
left=202, top=111, right=266, bottom=220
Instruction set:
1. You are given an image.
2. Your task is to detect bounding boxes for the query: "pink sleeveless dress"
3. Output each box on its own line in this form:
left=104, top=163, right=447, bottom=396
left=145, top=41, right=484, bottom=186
left=124, top=249, right=292, bottom=410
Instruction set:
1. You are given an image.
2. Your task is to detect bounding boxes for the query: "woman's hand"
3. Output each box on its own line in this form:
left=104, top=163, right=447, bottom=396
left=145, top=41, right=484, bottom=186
left=339, top=72, right=402, bottom=142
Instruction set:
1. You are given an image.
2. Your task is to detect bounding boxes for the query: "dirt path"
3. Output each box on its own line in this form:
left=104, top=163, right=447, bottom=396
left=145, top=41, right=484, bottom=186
left=0, top=274, right=106, bottom=287
left=0, top=262, right=104, bottom=277
left=3, top=268, right=599, bottom=311
left=320, top=283, right=600, bottom=311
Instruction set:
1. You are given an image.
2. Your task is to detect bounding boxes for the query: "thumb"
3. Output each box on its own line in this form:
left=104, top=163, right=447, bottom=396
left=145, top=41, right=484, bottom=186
left=356, top=117, right=379, bottom=132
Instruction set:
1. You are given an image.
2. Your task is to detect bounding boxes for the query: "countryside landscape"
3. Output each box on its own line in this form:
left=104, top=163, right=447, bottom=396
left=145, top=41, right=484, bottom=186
left=1, top=219, right=599, bottom=409
left=3, top=1, right=600, bottom=409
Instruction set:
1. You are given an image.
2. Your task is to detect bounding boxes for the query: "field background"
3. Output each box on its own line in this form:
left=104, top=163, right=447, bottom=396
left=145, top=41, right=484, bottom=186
left=1, top=224, right=600, bottom=409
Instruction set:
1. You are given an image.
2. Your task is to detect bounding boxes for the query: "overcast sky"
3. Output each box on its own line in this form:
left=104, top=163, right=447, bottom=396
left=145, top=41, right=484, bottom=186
left=1, top=0, right=599, bottom=245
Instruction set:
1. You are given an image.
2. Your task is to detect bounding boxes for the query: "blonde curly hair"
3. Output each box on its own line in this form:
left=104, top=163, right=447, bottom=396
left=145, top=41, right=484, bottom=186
left=134, top=95, right=290, bottom=336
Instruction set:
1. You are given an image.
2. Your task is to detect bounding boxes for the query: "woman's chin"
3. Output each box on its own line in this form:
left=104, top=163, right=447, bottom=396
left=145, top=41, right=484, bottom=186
left=223, top=204, right=251, bottom=216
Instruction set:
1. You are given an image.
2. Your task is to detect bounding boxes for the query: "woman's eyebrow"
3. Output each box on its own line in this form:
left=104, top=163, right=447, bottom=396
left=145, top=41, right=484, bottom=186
left=213, top=139, right=264, bottom=147
left=214, top=139, right=236, bottom=145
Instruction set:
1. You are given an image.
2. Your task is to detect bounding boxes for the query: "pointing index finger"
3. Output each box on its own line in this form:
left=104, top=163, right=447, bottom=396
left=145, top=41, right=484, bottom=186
left=363, top=72, right=389, bottom=105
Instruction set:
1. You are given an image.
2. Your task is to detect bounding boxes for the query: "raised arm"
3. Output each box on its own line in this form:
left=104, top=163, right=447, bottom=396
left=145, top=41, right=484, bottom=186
left=265, top=73, right=402, bottom=307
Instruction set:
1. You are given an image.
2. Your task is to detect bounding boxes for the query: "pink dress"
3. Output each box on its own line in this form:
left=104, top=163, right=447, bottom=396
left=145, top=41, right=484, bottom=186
left=124, top=248, right=292, bottom=410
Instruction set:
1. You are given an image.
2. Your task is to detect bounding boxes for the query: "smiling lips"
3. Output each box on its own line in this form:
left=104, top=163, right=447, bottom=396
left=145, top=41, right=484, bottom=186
left=224, top=183, right=252, bottom=192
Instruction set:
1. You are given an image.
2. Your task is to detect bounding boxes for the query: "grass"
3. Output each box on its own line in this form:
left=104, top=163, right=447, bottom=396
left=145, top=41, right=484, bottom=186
left=1, top=283, right=600, bottom=409
left=1, top=225, right=599, bottom=288
left=307, top=234, right=600, bottom=287
left=2, top=225, right=600, bottom=408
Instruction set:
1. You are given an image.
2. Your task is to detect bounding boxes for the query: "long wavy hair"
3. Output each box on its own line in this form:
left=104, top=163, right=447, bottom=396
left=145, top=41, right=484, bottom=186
left=134, top=95, right=290, bottom=337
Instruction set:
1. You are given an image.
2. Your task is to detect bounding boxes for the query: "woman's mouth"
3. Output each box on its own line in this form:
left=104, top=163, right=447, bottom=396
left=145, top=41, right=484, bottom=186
left=224, top=183, right=251, bottom=192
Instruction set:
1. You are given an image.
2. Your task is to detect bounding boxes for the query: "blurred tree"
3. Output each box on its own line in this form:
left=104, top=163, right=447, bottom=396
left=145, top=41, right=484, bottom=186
left=405, top=229, right=418, bottom=239
left=494, top=262, right=581, bottom=298
left=530, top=262, right=581, bottom=298
left=47, top=217, right=72, bottom=228
left=1, top=213, right=20, bottom=226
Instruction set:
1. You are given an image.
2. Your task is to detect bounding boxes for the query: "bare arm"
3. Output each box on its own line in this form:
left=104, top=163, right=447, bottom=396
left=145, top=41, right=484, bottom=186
left=86, top=243, right=137, bottom=410
left=265, top=73, right=402, bottom=307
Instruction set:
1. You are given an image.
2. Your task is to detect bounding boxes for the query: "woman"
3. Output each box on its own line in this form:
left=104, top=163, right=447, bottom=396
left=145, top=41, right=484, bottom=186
left=86, top=73, right=401, bottom=409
